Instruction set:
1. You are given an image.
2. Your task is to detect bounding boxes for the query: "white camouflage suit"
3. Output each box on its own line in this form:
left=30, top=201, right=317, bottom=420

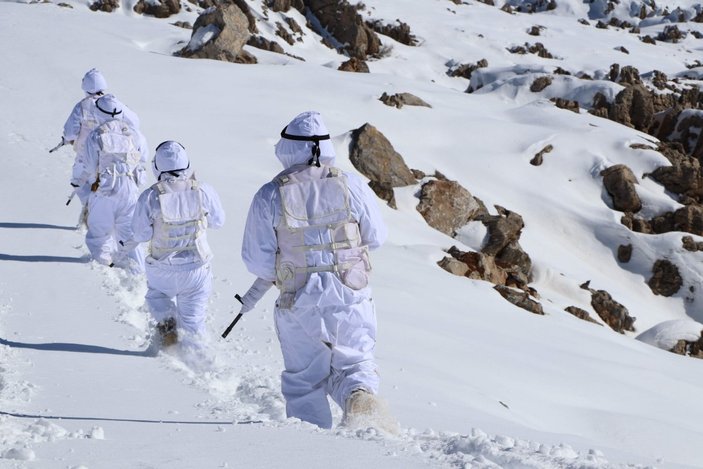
left=77, top=94, right=148, bottom=270
left=241, top=111, right=387, bottom=428
left=64, top=69, right=140, bottom=206
left=131, top=141, right=225, bottom=342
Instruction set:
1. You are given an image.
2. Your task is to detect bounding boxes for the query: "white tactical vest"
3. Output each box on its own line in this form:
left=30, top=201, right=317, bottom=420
left=275, top=165, right=371, bottom=307
left=74, top=96, right=100, bottom=156
left=94, top=120, right=141, bottom=189
left=150, top=178, right=212, bottom=263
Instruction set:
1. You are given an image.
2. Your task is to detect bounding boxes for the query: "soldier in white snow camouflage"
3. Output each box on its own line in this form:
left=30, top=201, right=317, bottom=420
left=240, top=111, right=390, bottom=429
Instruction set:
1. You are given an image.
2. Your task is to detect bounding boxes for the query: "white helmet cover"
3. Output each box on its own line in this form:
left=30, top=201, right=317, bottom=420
left=275, top=111, right=335, bottom=169
left=153, top=141, right=189, bottom=178
left=81, top=68, right=108, bottom=95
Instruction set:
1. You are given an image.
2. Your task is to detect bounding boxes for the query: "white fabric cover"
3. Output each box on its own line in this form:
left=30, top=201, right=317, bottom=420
left=241, top=112, right=387, bottom=429
left=81, top=68, right=107, bottom=94
left=132, top=173, right=225, bottom=340
left=81, top=116, right=149, bottom=270
left=154, top=141, right=189, bottom=177
left=145, top=262, right=213, bottom=337
left=132, top=175, right=225, bottom=270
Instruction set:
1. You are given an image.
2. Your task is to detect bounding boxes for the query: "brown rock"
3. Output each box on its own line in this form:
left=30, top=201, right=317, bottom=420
left=601, top=164, right=642, bottom=212
left=349, top=123, right=416, bottom=187
left=565, top=306, right=601, bottom=324
left=379, top=92, right=431, bottom=109
left=417, top=180, right=482, bottom=236
left=338, top=58, right=369, bottom=73
left=177, top=4, right=255, bottom=64
left=494, top=285, right=544, bottom=315
left=648, top=259, right=683, bottom=296
left=590, top=289, right=636, bottom=333
left=617, top=244, right=633, bottom=262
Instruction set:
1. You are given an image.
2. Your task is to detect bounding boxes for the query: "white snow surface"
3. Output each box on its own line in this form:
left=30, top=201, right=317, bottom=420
left=2, top=0, right=703, bottom=468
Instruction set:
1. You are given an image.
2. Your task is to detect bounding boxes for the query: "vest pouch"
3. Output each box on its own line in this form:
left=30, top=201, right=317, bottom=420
left=194, top=232, right=213, bottom=263
left=336, top=246, right=371, bottom=290
left=276, top=261, right=297, bottom=293
left=159, top=190, right=203, bottom=223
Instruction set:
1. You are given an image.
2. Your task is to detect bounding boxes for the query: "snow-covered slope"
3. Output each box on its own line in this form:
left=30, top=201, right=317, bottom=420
left=2, top=0, right=703, bottom=467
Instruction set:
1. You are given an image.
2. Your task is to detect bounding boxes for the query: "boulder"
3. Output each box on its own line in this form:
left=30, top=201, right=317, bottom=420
left=609, top=84, right=654, bottom=131
left=304, top=0, right=381, bottom=59
left=648, top=259, right=683, bottom=296
left=481, top=206, right=524, bottom=257
left=90, top=0, right=119, bottom=12
left=349, top=123, right=416, bottom=187
left=338, top=58, right=369, bottom=73
left=379, top=92, right=431, bottom=109
left=601, top=164, right=642, bottom=213
left=269, top=0, right=304, bottom=12
left=530, top=144, right=553, bottom=166
left=617, top=244, right=633, bottom=262
left=530, top=76, right=552, bottom=92
left=133, top=0, right=180, bottom=18
left=588, top=288, right=636, bottom=333
left=417, top=180, right=483, bottom=236
left=565, top=306, right=601, bottom=325
left=494, top=285, right=544, bottom=315
left=177, top=4, right=256, bottom=64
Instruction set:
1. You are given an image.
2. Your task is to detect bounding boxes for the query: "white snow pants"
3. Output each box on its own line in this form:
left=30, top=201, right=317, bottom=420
left=274, top=297, right=379, bottom=429
left=145, top=262, right=212, bottom=339
left=85, top=182, right=144, bottom=271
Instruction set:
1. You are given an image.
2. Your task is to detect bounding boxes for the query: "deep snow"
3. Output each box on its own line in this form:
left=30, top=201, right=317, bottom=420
left=2, top=0, right=703, bottom=467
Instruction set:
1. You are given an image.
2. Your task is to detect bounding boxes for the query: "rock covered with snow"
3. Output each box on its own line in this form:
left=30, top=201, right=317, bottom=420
left=637, top=319, right=703, bottom=354
left=177, top=4, right=256, bottom=64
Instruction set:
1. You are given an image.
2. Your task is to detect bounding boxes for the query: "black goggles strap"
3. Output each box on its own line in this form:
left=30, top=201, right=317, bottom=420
left=95, top=100, right=122, bottom=118
left=280, top=126, right=330, bottom=167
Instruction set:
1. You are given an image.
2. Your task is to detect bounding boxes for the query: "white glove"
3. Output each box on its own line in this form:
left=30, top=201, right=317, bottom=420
left=239, top=277, right=273, bottom=314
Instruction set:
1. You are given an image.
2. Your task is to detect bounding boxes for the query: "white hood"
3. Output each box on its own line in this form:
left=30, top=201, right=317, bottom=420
left=275, top=111, right=336, bottom=169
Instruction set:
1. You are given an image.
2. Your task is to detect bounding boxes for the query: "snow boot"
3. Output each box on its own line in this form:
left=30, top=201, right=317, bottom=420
left=156, top=318, right=178, bottom=347
left=342, top=389, right=400, bottom=436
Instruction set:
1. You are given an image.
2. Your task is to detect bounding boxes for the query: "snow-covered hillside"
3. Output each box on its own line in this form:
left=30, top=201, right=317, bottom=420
left=2, top=0, right=703, bottom=467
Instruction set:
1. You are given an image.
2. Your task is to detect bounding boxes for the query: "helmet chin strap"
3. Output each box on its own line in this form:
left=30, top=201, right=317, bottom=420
left=280, top=126, right=330, bottom=167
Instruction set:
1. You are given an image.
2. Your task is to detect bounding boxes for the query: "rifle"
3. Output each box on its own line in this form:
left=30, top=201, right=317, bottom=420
left=49, top=138, right=69, bottom=154
left=66, top=189, right=76, bottom=206
left=221, top=294, right=244, bottom=339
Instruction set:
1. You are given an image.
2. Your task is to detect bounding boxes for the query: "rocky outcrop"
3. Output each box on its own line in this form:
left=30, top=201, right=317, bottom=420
left=565, top=306, right=601, bottom=325
left=349, top=123, right=416, bottom=205
left=247, top=36, right=286, bottom=54
left=133, top=0, right=179, bottom=18
left=530, top=144, right=553, bottom=166
left=338, top=58, right=369, bottom=73
left=648, top=259, right=683, bottom=296
left=624, top=205, right=703, bottom=236
left=530, top=76, right=552, bottom=92
left=682, top=235, right=703, bottom=251
left=90, top=0, right=119, bottom=12
left=177, top=4, right=256, bottom=64
left=417, top=180, right=483, bottom=236
left=494, top=285, right=544, bottom=315
left=601, top=164, right=642, bottom=213
left=366, top=19, right=417, bottom=46
left=269, top=0, right=304, bottom=12
left=448, top=59, right=488, bottom=80
left=609, top=84, right=654, bottom=131
left=617, top=244, right=633, bottom=262
left=649, top=143, right=703, bottom=201
left=303, top=0, right=381, bottom=59
left=379, top=92, right=431, bottom=109
left=581, top=282, right=636, bottom=333
left=438, top=205, right=532, bottom=291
